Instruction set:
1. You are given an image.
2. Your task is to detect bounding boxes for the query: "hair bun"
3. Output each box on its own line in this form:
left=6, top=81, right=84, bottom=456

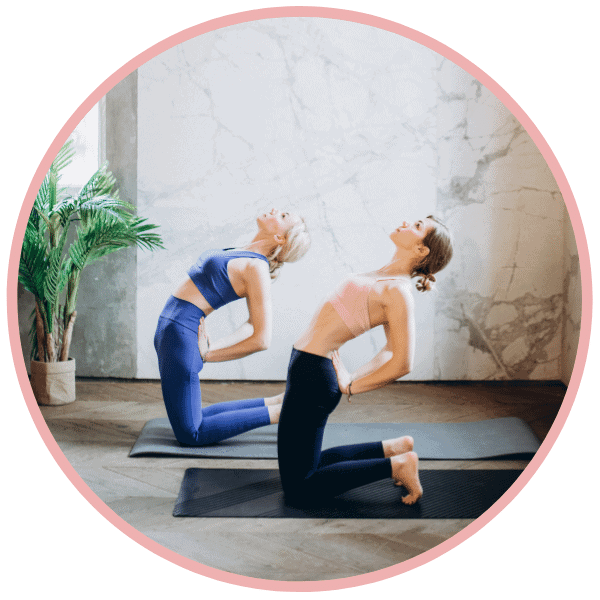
left=416, top=274, right=435, bottom=293
left=269, top=262, right=283, bottom=279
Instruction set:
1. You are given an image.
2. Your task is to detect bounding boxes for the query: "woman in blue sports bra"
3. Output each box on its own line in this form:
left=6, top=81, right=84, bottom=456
left=232, top=215, right=453, bottom=506
left=154, top=209, right=310, bottom=446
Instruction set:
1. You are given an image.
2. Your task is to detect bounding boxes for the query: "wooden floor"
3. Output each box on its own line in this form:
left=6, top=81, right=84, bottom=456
left=40, top=380, right=564, bottom=581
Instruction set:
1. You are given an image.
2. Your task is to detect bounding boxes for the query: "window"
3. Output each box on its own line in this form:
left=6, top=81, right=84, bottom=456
left=60, top=103, right=100, bottom=188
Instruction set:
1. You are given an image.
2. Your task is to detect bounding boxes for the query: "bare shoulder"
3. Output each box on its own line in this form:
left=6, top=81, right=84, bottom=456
left=247, top=255, right=270, bottom=274
left=243, top=256, right=271, bottom=285
left=229, top=255, right=269, bottom=276
left=380, top=279, right=414, bottom=312
left=228, top=255, right=271, bottom=299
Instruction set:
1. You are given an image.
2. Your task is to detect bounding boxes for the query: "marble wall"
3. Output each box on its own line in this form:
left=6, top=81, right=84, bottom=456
left=562, top=208, right=582, bottom=384
left=433, top=58, right=567, bottom=380
left=136, top=18, right=439, bottom=380
left=18, top=17, right=579, bottom=381
left=135, top=17, right=579, bottom=381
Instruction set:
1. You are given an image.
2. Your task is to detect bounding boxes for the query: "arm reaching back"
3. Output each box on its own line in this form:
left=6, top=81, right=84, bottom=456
left=333, top=286, right=415, bottom=395
left=201, top=261, right=272, bottom=362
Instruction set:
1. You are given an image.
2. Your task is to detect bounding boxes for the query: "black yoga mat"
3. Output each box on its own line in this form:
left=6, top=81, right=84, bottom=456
left=173, top=468, right=522, bottom=519
left=130, top=417, right=539, bottom=460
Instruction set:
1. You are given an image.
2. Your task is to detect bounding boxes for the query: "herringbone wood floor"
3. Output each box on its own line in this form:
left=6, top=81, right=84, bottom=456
left=39, top=380, right=564, bottom=581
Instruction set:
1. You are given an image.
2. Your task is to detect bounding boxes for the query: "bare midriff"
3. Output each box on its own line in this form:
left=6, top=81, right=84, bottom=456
left=293, top=301, right=359, bottom=358
left=172, top=278, right=215, bottom=316
left=294, top=278, right=402, bottom=358
left=171, top=257, right=254, bottom=317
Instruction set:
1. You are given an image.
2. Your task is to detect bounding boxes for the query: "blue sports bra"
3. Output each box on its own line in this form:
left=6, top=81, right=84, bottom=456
left=187, top=248, right=269, bottom=310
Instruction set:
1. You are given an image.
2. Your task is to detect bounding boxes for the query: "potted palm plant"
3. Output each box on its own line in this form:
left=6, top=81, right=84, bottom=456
left=19, top=140, right=164, bottom=405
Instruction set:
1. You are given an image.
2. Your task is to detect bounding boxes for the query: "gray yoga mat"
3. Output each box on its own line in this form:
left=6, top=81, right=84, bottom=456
left=129, top=417, right=540, bottom=460
left=173, top=468, right=523, bottom=519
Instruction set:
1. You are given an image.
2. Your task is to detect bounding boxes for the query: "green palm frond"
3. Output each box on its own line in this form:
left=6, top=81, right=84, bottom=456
left=33, top=175, right=51, bottom=213
left=51, top=193, right=131, bottom=231
left=78, top=195, right=136, bottom=225
left=52, top=139, right=76, bottom=172
left=19, top=227, right=48, bottom=299
left=58, top=256, right=71, bottom=294
left=43, top=243, right=68, bottom=317
left=69, top=212, right=164, bottom=270
left=32, top=142, right=72, bottom=227
left=48, top=168, right=58, bottom=212
left=34, top=141, right=75, bottom=214
left=49, top=166, right=134, bottom=229
left=77, top=163, right=119, bottom=203
left=121, top=216, right=165, bottom=251
left=20, top=138, right=164, bottom=362
left=31, top=176, right=52, bottom=231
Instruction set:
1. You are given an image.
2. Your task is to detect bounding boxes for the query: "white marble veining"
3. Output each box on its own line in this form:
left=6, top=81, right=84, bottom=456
left=137, top=18, right=438, bottom=380
left=135, top=18, right=579, bottom=381
left=432, top=57, right=570, bottom=380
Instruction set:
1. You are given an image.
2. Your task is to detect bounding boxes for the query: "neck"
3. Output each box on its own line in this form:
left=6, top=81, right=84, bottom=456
left=376, top=248, right=416, bottom=277
left=242, top=234, right=278, bottom=258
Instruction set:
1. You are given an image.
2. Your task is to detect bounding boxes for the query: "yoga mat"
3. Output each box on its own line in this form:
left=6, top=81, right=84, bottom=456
left=130, top=417, right=540, bottom=460
left=173, top=468, right=522, bottom=519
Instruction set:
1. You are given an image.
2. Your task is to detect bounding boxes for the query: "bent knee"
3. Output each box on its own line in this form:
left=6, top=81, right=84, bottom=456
left=173, top=423, right=201, bottom=446
left=280, top=474, right=312, bottom=501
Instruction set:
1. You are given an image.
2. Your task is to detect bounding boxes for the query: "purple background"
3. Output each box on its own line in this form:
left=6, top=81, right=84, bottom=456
left=0, top=0, right=600, bottom=600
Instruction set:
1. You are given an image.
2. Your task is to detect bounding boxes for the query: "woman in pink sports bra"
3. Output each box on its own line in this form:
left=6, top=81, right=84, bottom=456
left=267, top=215, right=454, bottom=506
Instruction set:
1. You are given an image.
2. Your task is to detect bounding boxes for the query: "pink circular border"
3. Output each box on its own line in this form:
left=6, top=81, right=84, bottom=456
left=6, top=6, right=592, bottom=593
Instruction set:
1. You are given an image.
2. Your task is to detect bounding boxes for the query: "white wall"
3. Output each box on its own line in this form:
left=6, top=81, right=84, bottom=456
left=434, top=58, right=567, bottom=380
left=136, top=17, right=576, bottom=380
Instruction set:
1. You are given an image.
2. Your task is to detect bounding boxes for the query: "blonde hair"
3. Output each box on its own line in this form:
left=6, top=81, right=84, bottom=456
left=412, top=215, right=453, bottom=292
left=267, top=216, right=311, bottom=280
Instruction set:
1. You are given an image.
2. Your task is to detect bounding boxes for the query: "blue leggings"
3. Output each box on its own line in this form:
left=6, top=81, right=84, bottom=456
left=154, top=296, right=271, bottom=446
left=277, top=348, right=392, bottom=504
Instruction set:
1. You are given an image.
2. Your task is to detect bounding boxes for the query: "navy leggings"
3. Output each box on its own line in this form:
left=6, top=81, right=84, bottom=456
left=277, top=348, right=392, bottom=504
left=154, top=296, right=271, bottom=446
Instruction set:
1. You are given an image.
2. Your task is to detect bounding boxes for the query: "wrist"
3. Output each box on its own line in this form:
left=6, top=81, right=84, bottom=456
left=348, top=372, right=358, bottom=395
left=201, top=345, right=211, bottom=362
left=203, top=337, right=211, bottom=362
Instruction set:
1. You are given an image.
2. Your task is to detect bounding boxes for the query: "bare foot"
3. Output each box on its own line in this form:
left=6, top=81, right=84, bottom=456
left=264, top=392, right=285, bottom=406
left=390, top=452, right=423, bottom=505
left=382, top=435, right=414, bottom=458
left=268, top=403, right=282, bottom=424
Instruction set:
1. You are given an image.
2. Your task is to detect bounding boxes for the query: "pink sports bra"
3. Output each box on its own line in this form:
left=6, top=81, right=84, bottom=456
left=326, top=274, right=403, bottom=338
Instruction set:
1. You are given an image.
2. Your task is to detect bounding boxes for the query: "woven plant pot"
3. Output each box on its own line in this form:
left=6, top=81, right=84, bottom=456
left=30, top=358, right=76, bottom=406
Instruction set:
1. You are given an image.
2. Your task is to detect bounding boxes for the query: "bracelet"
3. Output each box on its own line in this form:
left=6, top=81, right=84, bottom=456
left=347, top=380, right=353, bottom=403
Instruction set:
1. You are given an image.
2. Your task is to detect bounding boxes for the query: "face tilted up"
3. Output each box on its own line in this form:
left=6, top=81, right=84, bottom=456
left=257, top=208, right=302, bottom=239
left=389, top=218, right=434, bottom=253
